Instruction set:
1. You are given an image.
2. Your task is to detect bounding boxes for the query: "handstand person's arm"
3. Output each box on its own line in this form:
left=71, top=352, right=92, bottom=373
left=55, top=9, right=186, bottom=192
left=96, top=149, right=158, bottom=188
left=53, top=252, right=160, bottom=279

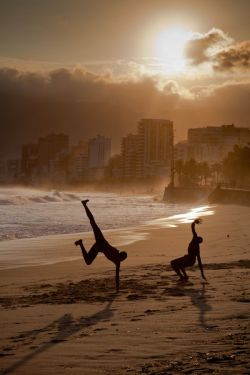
left=115, top=263, right=120, bottom=292
left=197, top=252, right=207, bottom=280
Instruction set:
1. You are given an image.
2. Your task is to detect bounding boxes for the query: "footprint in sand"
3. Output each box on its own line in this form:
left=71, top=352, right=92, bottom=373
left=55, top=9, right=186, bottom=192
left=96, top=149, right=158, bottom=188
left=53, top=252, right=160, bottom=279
left=127, top=294, right=143, bottom=300
left=144, top=309, right=160, bottom=315
left=130, top=318, right=142, bottom=321
left=93, top=327, right=107, bottom=332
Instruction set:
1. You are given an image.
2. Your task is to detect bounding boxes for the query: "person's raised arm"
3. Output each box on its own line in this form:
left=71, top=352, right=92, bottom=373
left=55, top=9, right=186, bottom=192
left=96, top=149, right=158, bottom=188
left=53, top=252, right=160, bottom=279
left=197, top=252, right=207, bottom=281
left=191, top=218, right=202, bottom=237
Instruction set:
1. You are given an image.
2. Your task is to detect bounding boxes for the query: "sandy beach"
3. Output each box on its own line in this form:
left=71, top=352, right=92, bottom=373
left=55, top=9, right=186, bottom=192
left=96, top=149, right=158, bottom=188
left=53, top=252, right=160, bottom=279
left=0, top=204, right=249, bottom=374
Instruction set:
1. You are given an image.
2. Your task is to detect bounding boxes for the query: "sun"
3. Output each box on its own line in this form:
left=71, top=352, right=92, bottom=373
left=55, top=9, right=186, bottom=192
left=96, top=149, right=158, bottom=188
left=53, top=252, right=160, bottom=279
left=154, top=27, right=191, bottom=72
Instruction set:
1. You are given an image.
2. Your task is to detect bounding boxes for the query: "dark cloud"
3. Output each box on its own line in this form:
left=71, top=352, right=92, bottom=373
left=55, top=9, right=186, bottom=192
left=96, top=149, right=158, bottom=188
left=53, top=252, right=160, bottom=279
left=185, top=28, right=250, bottom=73
left=0, top=66, right=249, bottom=158
left=185, top=28, right=231, bottom=65
left=0, top=67, right=180, bottom=157
left=213, top=41, right=250, bottom=71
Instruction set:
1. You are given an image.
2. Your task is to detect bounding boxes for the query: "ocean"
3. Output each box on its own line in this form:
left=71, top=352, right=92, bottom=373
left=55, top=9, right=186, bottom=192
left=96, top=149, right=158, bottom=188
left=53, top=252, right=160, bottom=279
left=0, top=187, right=198, bottom=242
left=0, top=187, right=216, bottom=269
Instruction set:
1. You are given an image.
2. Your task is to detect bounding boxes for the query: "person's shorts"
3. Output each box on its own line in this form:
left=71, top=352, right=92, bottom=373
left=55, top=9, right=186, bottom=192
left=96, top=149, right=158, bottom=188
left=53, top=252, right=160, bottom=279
left=172, top=255, right=195, bottom=267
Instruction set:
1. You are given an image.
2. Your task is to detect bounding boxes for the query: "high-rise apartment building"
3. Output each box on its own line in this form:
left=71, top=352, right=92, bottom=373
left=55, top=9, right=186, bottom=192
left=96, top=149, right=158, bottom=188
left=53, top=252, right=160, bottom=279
left=121, top=134, right=138, bottom=178
left=136, top=118, right=174, bottom=177
left=69, top=140, right=88, bottom=181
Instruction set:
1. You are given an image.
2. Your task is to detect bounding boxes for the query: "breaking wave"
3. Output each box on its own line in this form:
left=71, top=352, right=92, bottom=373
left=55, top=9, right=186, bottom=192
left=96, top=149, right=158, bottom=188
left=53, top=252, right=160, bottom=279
left=0, top=187, right=205, bottom=243
left=0, top=188, right=79, bottom=205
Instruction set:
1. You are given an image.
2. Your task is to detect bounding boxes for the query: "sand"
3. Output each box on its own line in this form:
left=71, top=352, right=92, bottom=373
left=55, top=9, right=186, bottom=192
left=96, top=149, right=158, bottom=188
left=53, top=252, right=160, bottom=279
left=0, top=204, right=249, bottom=374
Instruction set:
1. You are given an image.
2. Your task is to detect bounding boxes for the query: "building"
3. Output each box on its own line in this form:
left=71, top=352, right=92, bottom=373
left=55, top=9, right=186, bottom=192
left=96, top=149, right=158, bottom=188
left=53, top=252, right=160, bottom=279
left=37, top=134, right=69, bottom=178
left=21, top=143, right=38, bottom=179
left=88, top=135, right=111, bottom=180
left=174, top=141, right=188, bottom=162
left=69, top=140, right=88, bottom=181
left=136, top=118, right=174, bottom=178
left=88, top=135, right=111, bottom=168
left=106, top=154, right=123, bottom=179
left=121, top=134, right=138, bottom=178
left=188, top=124, right=250, bottom=164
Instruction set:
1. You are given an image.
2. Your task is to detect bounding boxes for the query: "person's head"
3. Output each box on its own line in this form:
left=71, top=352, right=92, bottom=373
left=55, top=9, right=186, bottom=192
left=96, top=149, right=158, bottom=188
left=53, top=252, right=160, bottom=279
left=197, top=236, right=203, bottom=244
left=119, top=251, right=127, bottom=262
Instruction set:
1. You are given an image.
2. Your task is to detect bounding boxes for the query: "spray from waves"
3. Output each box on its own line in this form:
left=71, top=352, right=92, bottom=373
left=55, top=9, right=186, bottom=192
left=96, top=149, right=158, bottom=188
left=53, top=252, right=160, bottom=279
left=0, top=188, right=79, bottom=205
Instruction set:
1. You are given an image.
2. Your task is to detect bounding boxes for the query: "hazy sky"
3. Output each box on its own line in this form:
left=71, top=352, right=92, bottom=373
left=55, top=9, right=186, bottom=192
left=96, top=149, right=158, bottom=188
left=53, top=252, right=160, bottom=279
left=0, top=0, right=249, bottom=156
left=0, top=0, right=249, bottom=62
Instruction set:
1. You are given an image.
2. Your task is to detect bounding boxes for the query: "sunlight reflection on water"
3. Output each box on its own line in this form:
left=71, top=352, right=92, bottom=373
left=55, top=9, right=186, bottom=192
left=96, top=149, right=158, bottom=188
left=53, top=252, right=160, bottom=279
left=146, top=206, right=215, bottom=228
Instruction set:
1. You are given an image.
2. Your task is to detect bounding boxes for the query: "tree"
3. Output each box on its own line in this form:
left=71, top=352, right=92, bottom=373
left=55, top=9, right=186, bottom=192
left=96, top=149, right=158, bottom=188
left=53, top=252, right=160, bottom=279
left=175, top=158, right=206, bottom=187
left=175, top=159, right=184, bottom=186
left=211, top=162, right=222, bottom=185
left=222, top=145, right=250, bottom=188
left=198, top=162, right=211, bottom=186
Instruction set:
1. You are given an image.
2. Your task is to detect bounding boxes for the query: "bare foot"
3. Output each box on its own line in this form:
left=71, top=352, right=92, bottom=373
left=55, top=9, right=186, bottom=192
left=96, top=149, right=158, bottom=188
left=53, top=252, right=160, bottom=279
left=74, top=239, right=83, bottom=246
left=81, top=199, right=89, bottom=206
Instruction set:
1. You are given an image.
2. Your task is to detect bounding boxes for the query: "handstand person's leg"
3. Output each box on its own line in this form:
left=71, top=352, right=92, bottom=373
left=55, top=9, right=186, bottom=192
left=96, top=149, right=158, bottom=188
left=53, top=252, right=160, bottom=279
left=75, top=240, right=99, bottom=265
left=81, top=200, right=106, bottom=244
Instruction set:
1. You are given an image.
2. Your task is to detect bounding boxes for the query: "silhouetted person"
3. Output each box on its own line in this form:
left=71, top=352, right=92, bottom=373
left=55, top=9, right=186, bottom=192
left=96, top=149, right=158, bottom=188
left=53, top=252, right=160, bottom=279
left=75, top=200, right=127, bottom=292
left=170, top=219, right=206, bottom=281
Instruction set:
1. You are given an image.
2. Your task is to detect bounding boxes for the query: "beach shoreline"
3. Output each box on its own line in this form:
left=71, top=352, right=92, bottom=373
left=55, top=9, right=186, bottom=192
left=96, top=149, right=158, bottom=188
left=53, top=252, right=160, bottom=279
left=1, top=204, right=249, bottom=374
left=0, top=204, right=215, bottom=270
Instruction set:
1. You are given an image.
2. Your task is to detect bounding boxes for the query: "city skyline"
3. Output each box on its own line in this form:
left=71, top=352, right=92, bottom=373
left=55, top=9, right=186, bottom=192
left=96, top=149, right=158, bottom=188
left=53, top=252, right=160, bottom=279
left=2, top=120, right=249, bottom=185
left=0, top=0, right=249, bottom=158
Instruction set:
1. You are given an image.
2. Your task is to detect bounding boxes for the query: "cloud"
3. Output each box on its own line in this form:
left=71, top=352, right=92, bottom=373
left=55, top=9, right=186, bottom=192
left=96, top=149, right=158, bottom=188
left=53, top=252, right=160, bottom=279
left=0, top=66, right=249, bottom=158
left=213, top=41, right=250, bottom=71
left=0, top=67, right=182, bottom=156
left=185, top=28, right=232, bottom=65
left=185, top=28, right=250, bottom=74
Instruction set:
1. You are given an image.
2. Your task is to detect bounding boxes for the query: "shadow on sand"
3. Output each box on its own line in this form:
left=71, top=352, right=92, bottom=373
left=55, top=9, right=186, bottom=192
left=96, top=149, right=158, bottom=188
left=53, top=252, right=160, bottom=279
left=165, top=281, right=213, bottom=329
left=184, top=283, right=213, bottom=329
left=2, top=296, right=115, bottom=374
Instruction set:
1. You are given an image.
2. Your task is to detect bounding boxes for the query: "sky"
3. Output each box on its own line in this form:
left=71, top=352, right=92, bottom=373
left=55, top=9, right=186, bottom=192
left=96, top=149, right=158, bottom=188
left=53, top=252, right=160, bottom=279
left=0, top=0, right=249, bottom=156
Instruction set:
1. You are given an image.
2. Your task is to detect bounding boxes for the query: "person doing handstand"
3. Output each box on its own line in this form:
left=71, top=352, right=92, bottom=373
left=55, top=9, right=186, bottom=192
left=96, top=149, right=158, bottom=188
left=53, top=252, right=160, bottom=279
left=75, top=200, right=127, bottom=292
left=171, top=218, right=206, bottom=281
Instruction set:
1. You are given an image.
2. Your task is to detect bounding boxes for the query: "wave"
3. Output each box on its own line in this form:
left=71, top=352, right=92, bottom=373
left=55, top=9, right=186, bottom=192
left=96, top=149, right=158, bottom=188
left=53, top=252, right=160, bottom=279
left=0, top=188, right=80, bottom=205
left=0, top=187, right=204, bottom=244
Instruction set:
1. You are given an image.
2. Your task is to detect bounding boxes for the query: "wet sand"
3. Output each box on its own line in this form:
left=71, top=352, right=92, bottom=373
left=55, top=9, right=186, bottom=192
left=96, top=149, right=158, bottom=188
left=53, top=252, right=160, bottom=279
left=0, top=204, right=249, bottom=374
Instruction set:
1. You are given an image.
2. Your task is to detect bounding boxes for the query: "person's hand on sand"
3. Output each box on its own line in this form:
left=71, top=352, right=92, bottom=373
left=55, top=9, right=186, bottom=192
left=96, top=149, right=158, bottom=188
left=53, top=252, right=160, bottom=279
left=201, top=273, right=207, bottom=281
